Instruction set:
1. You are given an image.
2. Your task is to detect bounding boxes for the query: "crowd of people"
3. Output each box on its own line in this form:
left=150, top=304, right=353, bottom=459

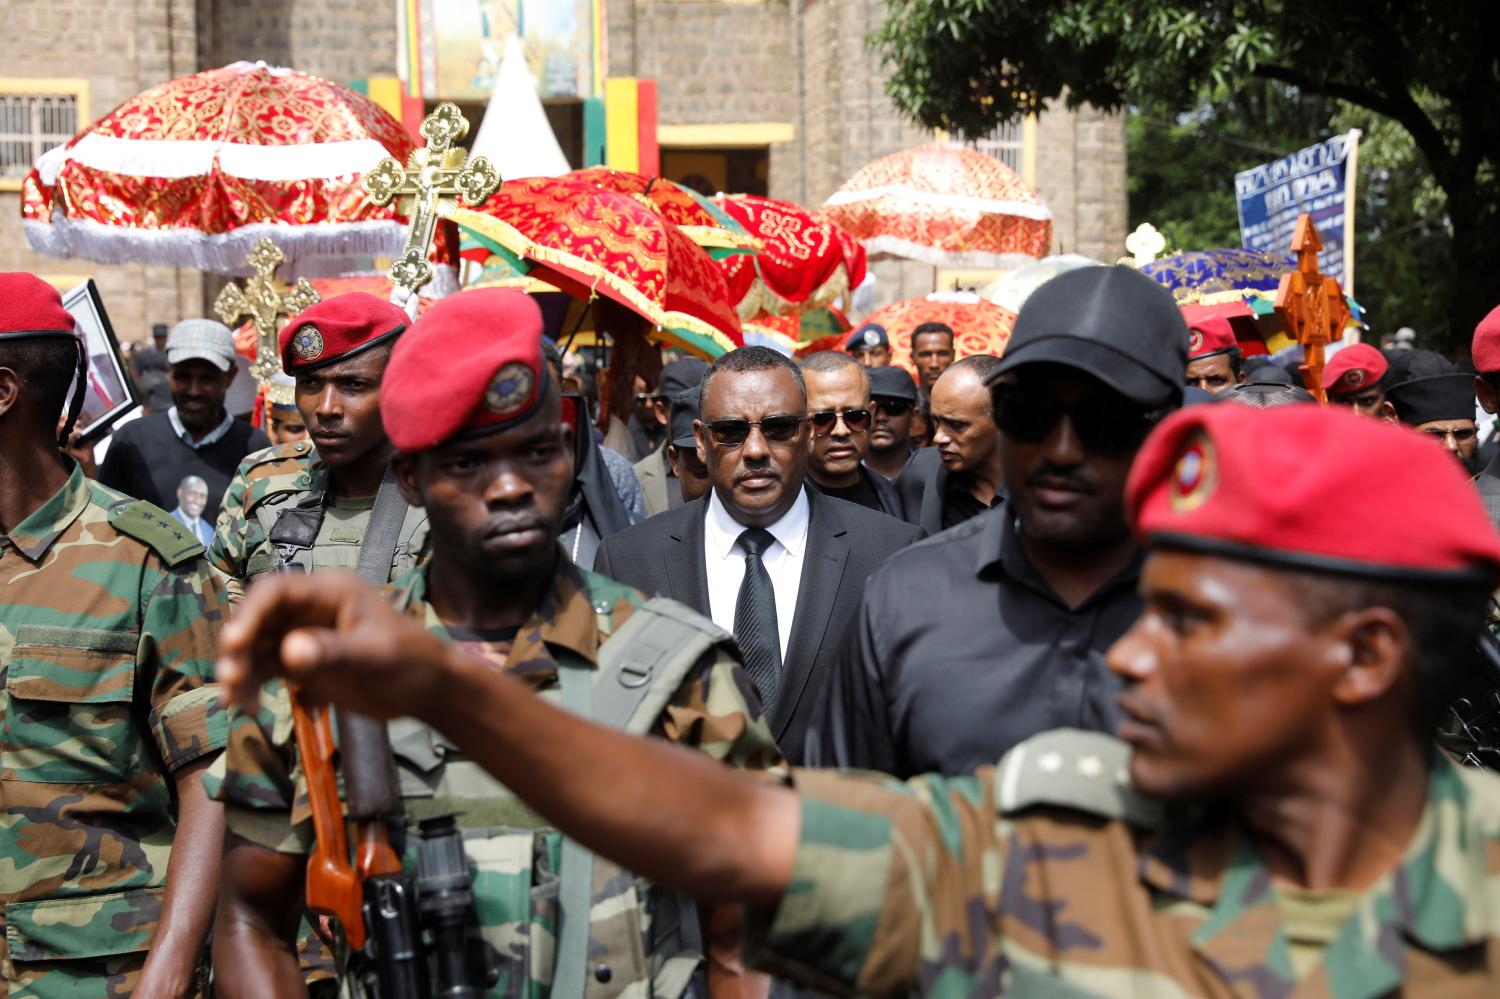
left=2, top=259, right=1500, bottom=998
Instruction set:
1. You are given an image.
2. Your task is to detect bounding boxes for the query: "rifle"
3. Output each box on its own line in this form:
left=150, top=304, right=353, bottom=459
left=292, top=693, right=426, bottom=997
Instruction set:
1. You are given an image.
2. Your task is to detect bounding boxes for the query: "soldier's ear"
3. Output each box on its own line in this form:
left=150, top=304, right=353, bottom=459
left=391, top=452, right=424, bottom=508
left=1327, top=607, right=1407, bottom=709
left=0, top=366, right=18, bottom=420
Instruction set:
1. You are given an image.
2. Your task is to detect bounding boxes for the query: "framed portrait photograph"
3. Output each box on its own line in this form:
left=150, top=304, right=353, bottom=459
left=61, top=279, right=139, bottom=443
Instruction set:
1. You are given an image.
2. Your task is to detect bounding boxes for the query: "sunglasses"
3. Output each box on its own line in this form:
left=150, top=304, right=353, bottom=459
left=635, top=392, right=667, bottom=406
left=872, top=398, right=912, bottom=417
left=991, top=384, right=1164, bottom=457
left=704, top=415, right=806, bottom=448
left=810, top=408, right=872, bottom=435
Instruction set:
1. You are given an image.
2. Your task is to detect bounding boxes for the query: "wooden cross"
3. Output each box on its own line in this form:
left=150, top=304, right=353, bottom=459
left=1273, top=215, right=1349, bottom=404
left=364, top=102, right=502, bottom=295
left=213, top=238, right=320, bottom=391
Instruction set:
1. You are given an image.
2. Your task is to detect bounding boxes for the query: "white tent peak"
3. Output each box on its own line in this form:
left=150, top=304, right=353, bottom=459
left=469, top=34, right=570, bottom=181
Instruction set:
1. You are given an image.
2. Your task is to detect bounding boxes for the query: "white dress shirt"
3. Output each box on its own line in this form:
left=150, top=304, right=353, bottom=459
left=703, top=487, right=810, bottom=659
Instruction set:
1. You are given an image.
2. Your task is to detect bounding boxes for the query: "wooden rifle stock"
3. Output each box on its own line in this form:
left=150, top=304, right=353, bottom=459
left=289, top=686, right=367, bottom=949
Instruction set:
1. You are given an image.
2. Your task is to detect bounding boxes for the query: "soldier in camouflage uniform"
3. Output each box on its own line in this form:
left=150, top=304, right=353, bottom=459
left=223, top=402, right=1500, bottom=997
left=208, top=293, right=428, bottom=606
left=0, top=273, right=227, bottom=997
left=209, top=289, right=781, bottom=998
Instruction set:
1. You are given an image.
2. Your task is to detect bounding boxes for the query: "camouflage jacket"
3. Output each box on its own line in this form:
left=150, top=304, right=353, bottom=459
left=207, top=441, right=429, bottom=603
left=749, top=728, right=1500, bottom=998
left=206, top=555, right=783, bottom=998
left=0, top=464, right=227, bottom=996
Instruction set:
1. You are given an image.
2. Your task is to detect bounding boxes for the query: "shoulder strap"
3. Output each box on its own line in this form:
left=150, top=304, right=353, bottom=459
left=593, top=596, right=732, bottom=735
left=553, top=659, right=595, bottom=999
left=992, top=728, right=1164, bottom=830
left=353, top=468, right=410, bottom=586
left=107, top=498, right=204, bottom=567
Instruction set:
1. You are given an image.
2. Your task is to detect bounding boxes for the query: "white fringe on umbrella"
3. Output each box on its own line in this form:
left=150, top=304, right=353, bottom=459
left=40, top=134, right=396, bottom=184
left=823, top=186, right=1054, bottom=221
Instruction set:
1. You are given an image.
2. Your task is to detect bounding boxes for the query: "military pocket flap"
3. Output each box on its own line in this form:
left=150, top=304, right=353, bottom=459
left=7, top=625, right=136, bottom=704
left=5, top=886, right=162, bottom=962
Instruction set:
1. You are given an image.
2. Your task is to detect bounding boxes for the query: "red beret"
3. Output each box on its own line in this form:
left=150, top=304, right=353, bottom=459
left=1127, top=403, right=1500, bottom=585
left=381, top=288, right=547, bottom=453
left=1320, top=343, right=1388, bottom=395
left=1187, top=316, right=1237, bottom=360
left=1472, top=304, right=1500, bottom=374
left=0, top=272, right=76, bottom=342
left=279, top=293, right=409, bottom=374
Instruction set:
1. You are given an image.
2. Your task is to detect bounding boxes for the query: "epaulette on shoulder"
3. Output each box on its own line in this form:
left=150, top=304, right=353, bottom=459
left=241, top=439, right=315, bottom=475
left=992, top=728, right=1164, bottom=829
left=577, top=566, right=650, bottom=616
left=107, top=499, right=205, bottom=567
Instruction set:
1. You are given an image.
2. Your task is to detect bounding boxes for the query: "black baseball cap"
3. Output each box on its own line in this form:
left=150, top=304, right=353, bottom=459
left=988, top=265, right=1187, bottom=409
left=660, top=357, right=708, bottom=399
left=868, top=364, right=918, bottom=403
left=669, top=388, right=700, bottom=448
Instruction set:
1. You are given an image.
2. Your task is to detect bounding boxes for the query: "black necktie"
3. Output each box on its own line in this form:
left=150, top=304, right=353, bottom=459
left=734, top=527, right=781, bottom=714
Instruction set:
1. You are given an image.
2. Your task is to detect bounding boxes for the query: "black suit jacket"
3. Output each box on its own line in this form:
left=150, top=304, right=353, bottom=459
left=593, top=489, right=923, bottom=762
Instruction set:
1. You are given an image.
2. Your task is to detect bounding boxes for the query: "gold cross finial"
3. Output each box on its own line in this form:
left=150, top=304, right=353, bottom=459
left=1274, top=215, right=1350, bottom=404
left=213, top=238, right=321, bottom=390
left=365, top=102, right=502, bottom=294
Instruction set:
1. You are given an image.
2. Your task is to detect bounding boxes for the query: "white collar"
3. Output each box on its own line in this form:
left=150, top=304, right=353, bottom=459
left=705, top=485, right=811, bottom=561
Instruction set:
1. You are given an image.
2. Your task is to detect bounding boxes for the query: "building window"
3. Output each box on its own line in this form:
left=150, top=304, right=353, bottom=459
left=0, top=81, right=87, bottom=190
left=959, top=119, right=1025, bottom=174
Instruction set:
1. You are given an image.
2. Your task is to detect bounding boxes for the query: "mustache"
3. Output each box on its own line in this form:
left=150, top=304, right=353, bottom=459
left=1024, top=463, right=1097, bottom=494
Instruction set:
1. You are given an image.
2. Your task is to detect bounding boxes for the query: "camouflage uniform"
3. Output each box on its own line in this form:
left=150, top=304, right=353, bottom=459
left=206, top=556, right=782, bottom=998
left=207, top=441, right=429, bottom=604
left=748, top=728, right=1500, bottom=998
left=0, top=464, right=227, bottom=997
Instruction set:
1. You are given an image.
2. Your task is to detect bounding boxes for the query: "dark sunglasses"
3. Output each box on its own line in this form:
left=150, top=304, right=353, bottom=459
left=991, top=384, right=1164, bottom=457
left=872, top=398, right=912, bottom=417
left=635, top=392, right=667, bottom=406
left=704, top=415, right=806, bottom=447
left=809, top=408, right=872, bottom=435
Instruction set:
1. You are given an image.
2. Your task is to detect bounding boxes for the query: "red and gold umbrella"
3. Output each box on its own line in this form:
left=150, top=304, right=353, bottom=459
left=567, top=167, right=757, bottom=258
left=714, top=194, right=866, bottom=321
left=863, top=295, right=1017, bottom=373
left=822, top=145, right=1051, bottom=268
left=22, top=61, right=456, bottom=287
left=449, top=178, right=742, bottom=359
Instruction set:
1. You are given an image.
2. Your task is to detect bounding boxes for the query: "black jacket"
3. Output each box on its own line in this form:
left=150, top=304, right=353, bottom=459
left=592, top=489, right=923, bottom=762
left=893, top=446, right=949, bottom=535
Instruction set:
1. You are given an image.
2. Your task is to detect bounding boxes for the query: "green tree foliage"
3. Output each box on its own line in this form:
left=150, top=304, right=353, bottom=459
left=874, top=0, right=1499, bottom=347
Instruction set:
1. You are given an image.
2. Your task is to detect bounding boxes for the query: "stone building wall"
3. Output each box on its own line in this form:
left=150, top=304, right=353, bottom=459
left=0, top=0, right=205, bottom=341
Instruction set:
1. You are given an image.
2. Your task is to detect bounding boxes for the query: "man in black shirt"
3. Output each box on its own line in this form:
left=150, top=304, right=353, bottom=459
left=799, top=351, right=901, bottom=516
left=99, top=319, right=269, bottom=523
left=894, top=355, right=1002, bottom=533
left=811, top=266, right=1187, bottom=776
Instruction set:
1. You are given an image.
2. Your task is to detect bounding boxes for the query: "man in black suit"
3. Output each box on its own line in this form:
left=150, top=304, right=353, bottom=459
left=594, top=347, right=922, bottom=762
left=799, top=350, right=903, bottom=517
left=895, top=354, right=1004, bottom=534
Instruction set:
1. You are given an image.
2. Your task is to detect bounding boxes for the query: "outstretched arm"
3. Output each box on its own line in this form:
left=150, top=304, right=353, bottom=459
left=217, top=573, right=799, bottom=909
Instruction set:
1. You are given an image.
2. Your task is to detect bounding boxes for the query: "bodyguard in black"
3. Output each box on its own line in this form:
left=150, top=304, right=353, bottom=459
left=810, top=266, right=1188, bottom=775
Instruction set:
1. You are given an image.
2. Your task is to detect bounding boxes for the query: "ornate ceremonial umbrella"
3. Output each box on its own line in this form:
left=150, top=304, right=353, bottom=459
left=713, top=195, right=866, bottom=322
left=449, top=178, right=743, bottom=359
left=861, top=295, right=1017, bottom=373
left=821, top=145, right=1052, bottom=268
left=568, top=168, right=758, bottom=258
left=21, top=61, right=455, bottom=284
left=1139, top=248, right=1296, bottom=305
left=743, top=306, right=852, bottom=355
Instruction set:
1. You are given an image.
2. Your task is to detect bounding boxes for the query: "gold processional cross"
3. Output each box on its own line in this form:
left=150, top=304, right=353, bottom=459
left=363, top=102, right=502, bottom=295
left=1273, top=215, right=1350, bottom=405
left=213, top=238, right=321, bottom=406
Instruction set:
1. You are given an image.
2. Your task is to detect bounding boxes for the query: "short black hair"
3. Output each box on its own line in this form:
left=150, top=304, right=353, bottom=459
left=699, top=346, right=806, bottom=412
left=0, top=338, right=77, bottom=423
left=799, top=350, right=869, bottom=396
left=949, top=353, right=1000, bottom=382
left=911, top=322, right=955, bottom=346
left=1217, top=382, right=1316, bottom=408
left=1225, top=347, right=1244, bottom=378
left=1279, top=568, right=1491, bottom=738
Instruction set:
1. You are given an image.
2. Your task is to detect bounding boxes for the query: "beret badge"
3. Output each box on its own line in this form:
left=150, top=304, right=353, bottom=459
left=1339, top=369, right=1366, bottom=390
left=863, top=329, right=880, bottom=346
left=1188, top=329, right=1204, bottom=353
left=290, top=326, right=325, bottom=362
left=485, top=362, right=535, bottom=415
left=1170, top=432, right=1218, bottom=513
